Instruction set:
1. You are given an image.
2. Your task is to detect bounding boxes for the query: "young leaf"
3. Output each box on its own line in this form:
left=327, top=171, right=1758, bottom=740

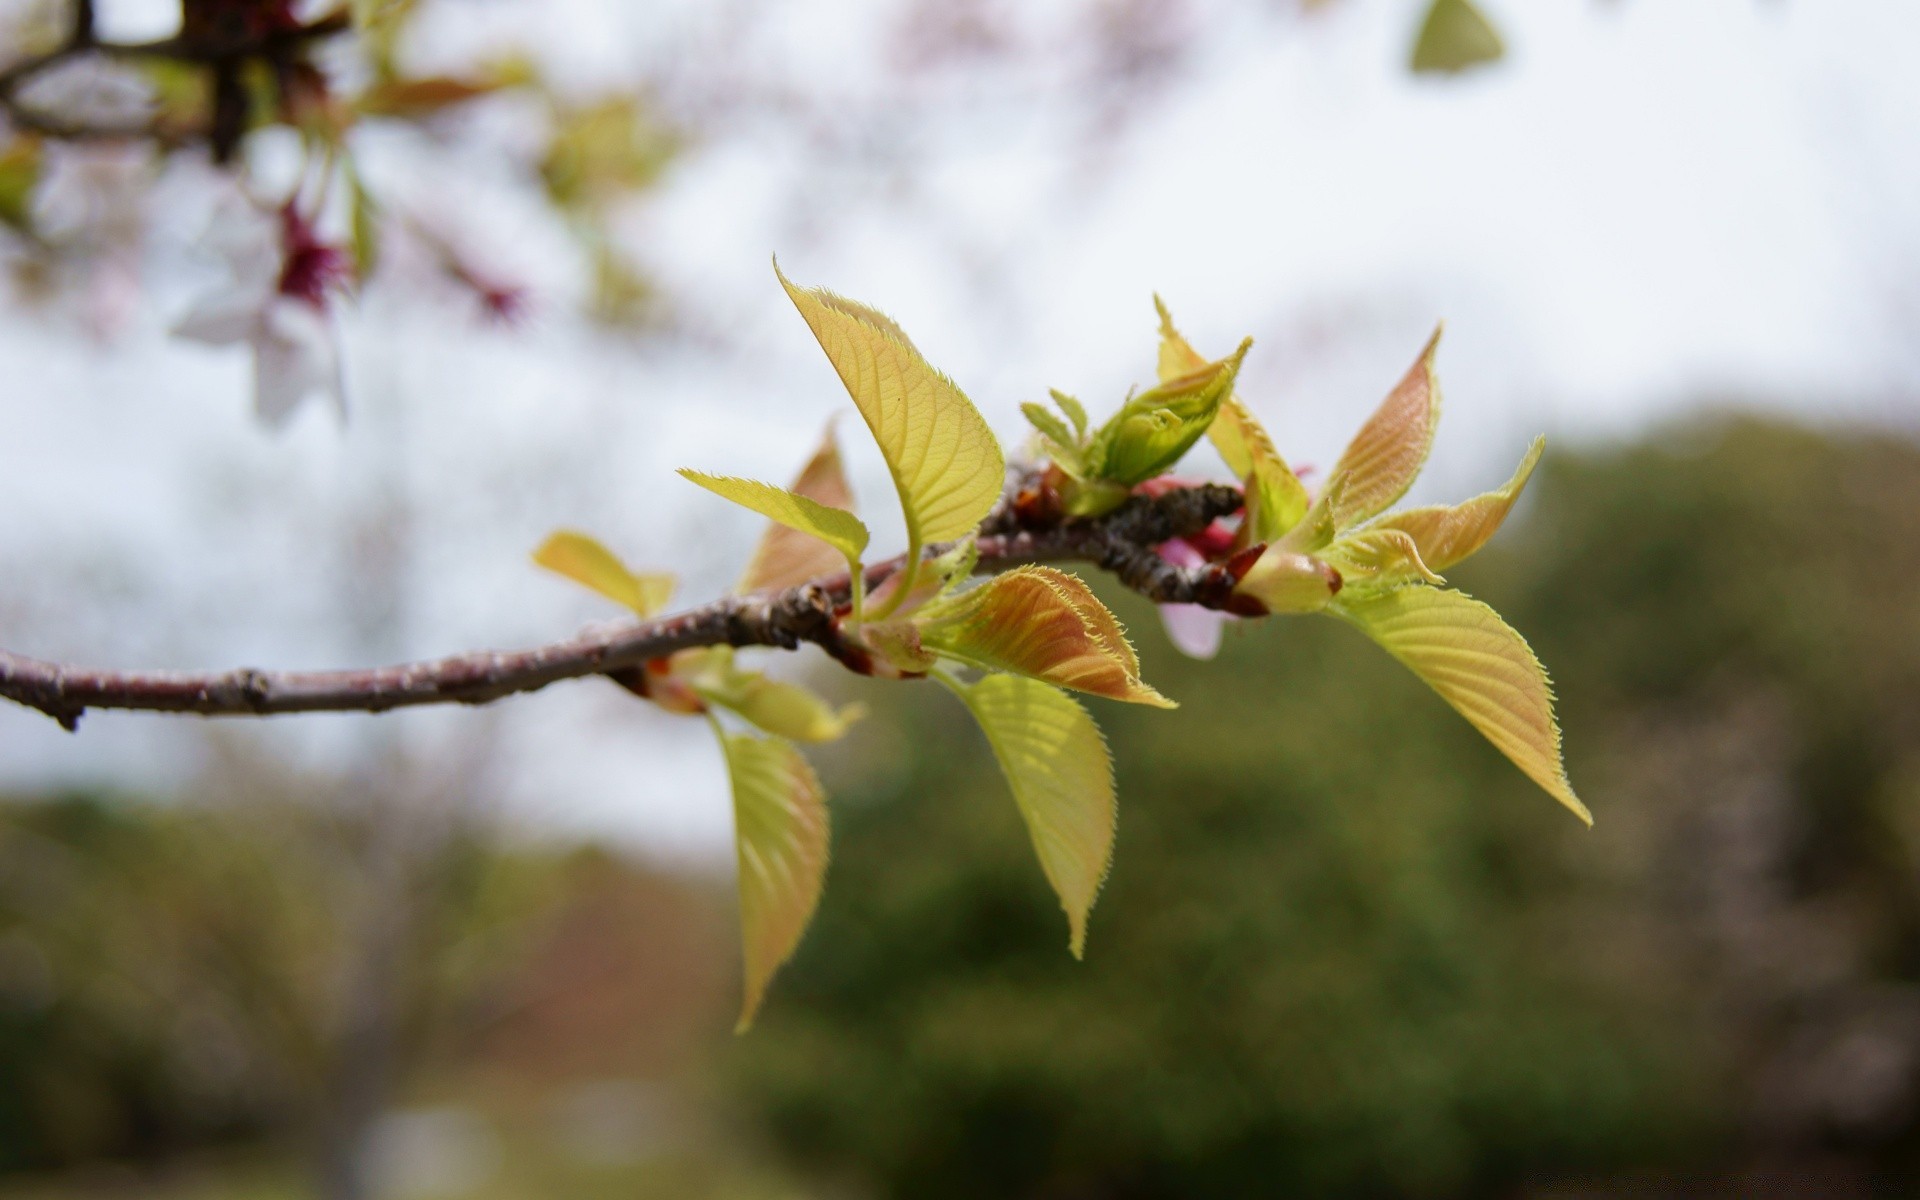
left=1231, top=550, right=1342, bottom=616
left=866, top=536, right=980, bottom=617
left=1324, top=326, right=1443, bottom=529
left=856, top=618, right=938, bottom=677
left=1154, top=298, right=1309, bottom=540
left=1022, top=401, right=1087, bottom=477
left=737, top=424, right=859, bottom=593
left=690, top=649, right=865, bottom=743
left=1050, top=389, right=1089, bottom=439
left=532, top=530, right=675, bottom=616
left=917, top=568, right=1173, bottom=708
left=679, top=470, right=869, bottom=576
left=1411, top=0, right=1506, bottom=75
left=1369, top=436, right=1543, bottom=572
left=1333, top=587, right=1590, bottom=825
left=1093, top=340, right=1251, bottom=486
left=950, top=673, right=1116, bottom=958
left=776, top=264, right=1005, bottom=548
left=1320, top=529, right=1445, bottom=591
left=720, top=730, right=831, bottom=1031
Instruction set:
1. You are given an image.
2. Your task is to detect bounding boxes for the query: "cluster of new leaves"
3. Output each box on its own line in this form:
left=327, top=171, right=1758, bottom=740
left=536, top=264, right=1584, bottom=1030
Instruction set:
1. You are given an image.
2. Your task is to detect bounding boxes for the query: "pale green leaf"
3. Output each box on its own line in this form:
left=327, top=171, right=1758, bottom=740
left=1370, top=436, right=1543, bottom=572
left=1092, top=340, right=1250, bottom=486
left=777, top=263, right=1005, bottom=547
left=1411, top=0, right=1506, bottom=75
left=532, top=530, right=675, bottom=617
left=1050, top=389, right=1090, bottom=439
left=691, top=649, right=865, bottom=743
left=679, top=470, right=869, bottom=576
left=951, top=673, right=1116, bottom=957
left=1022, top=401, right=1086, bottom=477
left=1321, top=528, right=1445, bottom=591
left=917, top=567, right=1172, bottom=707
left=1153, top=297, right=1309, bottom=541
left=1334, top=587, right=1590, bottom=825
left=737, top=423, right=860, bottom=593
left=1324, top=326, right=1443, bottom=529
left=1230, top=549, right=1342, bottom=616
left=721, top=731, right=831, bottom=1031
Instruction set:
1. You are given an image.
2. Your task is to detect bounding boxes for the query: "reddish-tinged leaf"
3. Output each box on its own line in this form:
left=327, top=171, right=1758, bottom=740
left=917, top=568, right=1173, bottom=707
left=1370, top=436, right=1543, bottom=572
left=1326, top=327, right=1443, bottom=528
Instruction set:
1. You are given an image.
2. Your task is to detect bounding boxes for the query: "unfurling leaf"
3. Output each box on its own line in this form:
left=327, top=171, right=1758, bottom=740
left=691, top=648, right=864, bottom=743
left=1022, top=401, right=1088, bottom=477
left=721, top=731, right=831, bottom=1031
left=1411, top=0, right=1506, bottom=75
left=855, top=618, right=938, bottom=677
left=1321, top=529, right=1445, bottom=591
left=679, top=470, right=869, bottom=577
left=1321, top=326, right=1443, bottom=529
left=1371, top=436, right=1542, bottom=572
left=952, top=673, right=1116, bottom=957
left=1154, top=298, right=1309, bottom=541
left=736, top=425, right=860, bottom=593
left=1334, top=587, right=1589, bottom=825
left=1231, top=550, right=1342, bottom=616
left=532, top=531, right=675, bottom=616
left=777, top=263, right=1005, bottom=549
left=1092, top=340, right=1251, bottom=486
left=917, top=567, right=1173, bottom=708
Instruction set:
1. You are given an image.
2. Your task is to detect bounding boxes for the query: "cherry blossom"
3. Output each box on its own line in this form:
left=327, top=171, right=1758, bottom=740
left=172, top=202, right=352, bottom=429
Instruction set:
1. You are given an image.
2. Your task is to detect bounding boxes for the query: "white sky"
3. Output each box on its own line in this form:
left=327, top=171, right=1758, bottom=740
left=2, top=0, right=1916, bottom=860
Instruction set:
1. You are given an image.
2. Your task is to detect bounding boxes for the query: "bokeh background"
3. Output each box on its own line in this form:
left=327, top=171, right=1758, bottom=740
left=2, top=0, right=1918, bottom=1196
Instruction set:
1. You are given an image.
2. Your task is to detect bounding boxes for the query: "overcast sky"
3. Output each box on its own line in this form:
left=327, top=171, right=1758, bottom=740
left=2, top=0, right=1916, bottom=859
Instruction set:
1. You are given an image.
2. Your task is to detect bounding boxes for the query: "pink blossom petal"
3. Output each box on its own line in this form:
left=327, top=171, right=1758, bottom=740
left=1159, top=603, right=1227, bottom=660
left=171, top=293, right=262, bottom=345
left=252, top=301, right=344, bottom=429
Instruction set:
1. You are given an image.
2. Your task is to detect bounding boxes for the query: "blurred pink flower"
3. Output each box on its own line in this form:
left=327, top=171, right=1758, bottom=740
left=1154, top=521, right=1238, bottom=661
left=173, top=203, right=351, bottom=429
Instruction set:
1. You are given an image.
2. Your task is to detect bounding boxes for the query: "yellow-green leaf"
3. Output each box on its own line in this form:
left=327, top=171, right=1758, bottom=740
left=721, top=731, right=831, bottom=1031
left=1324, top=326, right=1443, bottom=529
left=690, top=649, right=865, bottom=743
left=1411, top=0, right=1506, bottom=75
left=1370, top=435, right=1543, bottom=572
left=917, top=567, right=1172, bottom=708
left=737, top=424, right=860, bottom=593
left=1321, top=529, right=1445, bottom=591
left=951, top=673, right=1116, bottom=957
left=777, top=263, right=1005, bottom=547
left=1334, top=587, right=1589, bottom=825
left=679, top=469, right=869, bottom=577
left=1154, top=297, right=1308, bottom=541
left=1093, top=340, right=1251, bottom=486
left=532, top=530, right=675, bottom=617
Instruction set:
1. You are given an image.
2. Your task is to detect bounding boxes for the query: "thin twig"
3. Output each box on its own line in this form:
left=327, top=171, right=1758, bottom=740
left=0, top=483, right=1244, bottom=730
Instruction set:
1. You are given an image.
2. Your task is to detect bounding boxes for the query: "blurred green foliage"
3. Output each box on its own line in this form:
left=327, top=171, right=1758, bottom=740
left=4, top=419, right=1919, bottom=1198
left=729, top=418, right=1920, bottom=1197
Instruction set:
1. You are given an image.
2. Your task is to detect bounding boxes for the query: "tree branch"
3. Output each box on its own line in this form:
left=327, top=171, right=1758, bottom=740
left=0, top=482, right=1245, bottom=730
left=0, top=7, right=351, bottom=145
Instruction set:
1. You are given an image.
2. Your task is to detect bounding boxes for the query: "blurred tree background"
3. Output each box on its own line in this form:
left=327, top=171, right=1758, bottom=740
left=5, top=417, right=1919, bottom=1196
